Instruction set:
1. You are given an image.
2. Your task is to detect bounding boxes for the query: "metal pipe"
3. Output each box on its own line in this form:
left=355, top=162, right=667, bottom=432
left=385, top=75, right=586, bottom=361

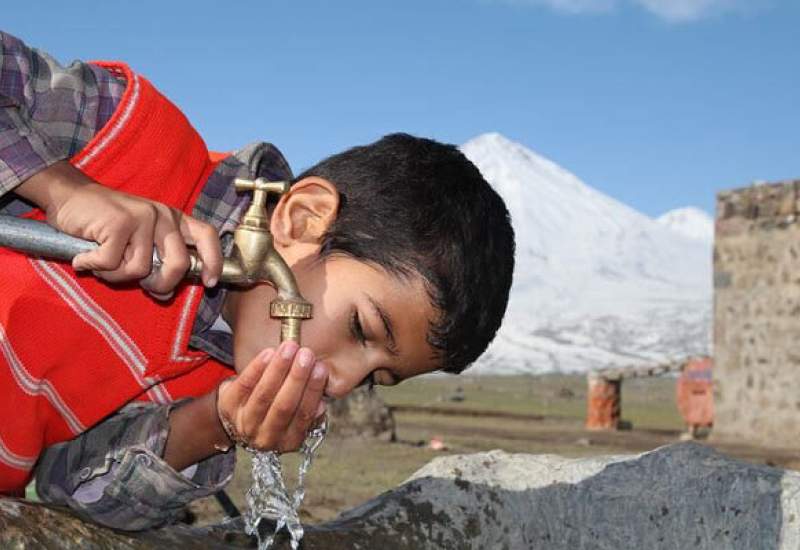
left=0, top=216, right=101, bottom=262
left=0, top=216, right=203, bottom=277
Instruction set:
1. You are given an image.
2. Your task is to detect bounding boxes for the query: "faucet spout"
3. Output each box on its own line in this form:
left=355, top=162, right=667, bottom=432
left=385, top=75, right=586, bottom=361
left=262, top=247, right=312, bottom=343
left=219, top=177, right=313, bottom=344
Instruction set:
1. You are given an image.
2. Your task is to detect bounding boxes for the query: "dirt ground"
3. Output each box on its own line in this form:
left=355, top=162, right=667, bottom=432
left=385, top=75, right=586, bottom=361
left=189, top=373, right=800, bottom=525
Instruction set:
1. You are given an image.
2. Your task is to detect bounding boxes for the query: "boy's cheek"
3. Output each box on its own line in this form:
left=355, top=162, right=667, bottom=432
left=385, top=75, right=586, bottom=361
left=231, top=328, right=280, bottom=374
left=233, top=342, right=262, bottom=373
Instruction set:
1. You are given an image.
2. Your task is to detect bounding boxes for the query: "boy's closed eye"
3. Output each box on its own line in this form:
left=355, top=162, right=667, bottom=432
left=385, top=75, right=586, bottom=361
left=353, top=293, right=400, bottom=358
left=351, top=306, right=404, bottom=386
left=350, top=308, right=368, bottom=346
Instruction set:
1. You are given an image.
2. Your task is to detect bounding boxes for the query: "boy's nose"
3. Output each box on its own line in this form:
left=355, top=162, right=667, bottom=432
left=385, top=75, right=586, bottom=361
left=322, top=360, right=368, bottom=400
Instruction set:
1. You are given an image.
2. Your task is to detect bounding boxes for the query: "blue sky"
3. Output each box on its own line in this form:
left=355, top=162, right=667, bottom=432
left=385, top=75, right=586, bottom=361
left=5, top=1, right=798, bottom=217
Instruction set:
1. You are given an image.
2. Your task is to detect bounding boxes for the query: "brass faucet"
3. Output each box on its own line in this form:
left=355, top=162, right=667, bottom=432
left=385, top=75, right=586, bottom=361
left=217, top=178, right=313, bottom=343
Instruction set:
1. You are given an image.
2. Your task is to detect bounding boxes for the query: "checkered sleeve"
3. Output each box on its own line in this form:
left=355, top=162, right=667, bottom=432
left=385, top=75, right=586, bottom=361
left=34, top=402, right=236, bottom=531
left=0, top=30, right=124, bottom=195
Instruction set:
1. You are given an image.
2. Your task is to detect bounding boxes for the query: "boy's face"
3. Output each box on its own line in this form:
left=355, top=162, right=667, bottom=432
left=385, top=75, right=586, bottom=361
left=228, top=256, right=438, bottom=398
left=225, top=176, right=441, bottom=399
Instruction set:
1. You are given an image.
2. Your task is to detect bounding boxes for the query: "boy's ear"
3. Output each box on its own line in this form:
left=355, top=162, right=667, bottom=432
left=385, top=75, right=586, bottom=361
left=270, top=176, right=339, bottom=255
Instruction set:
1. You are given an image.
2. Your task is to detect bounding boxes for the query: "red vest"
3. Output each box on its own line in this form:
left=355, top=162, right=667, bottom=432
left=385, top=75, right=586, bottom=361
left=0, top=63, right=233, bottom=494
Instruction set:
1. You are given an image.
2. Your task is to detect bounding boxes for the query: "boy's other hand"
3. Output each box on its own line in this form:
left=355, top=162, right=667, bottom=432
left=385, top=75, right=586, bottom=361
left=14, top=161, right=223, bottom=296
left=217, top=342, right=329, bottom=453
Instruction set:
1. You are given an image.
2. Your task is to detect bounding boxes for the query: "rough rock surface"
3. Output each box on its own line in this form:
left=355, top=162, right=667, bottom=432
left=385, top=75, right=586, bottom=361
left=3, top=443, right=799, bottom=549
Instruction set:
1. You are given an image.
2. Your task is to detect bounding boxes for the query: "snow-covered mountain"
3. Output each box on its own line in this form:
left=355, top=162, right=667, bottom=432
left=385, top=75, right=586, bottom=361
left=461, top=133, right=712, bottom=374
left=657, top=207, right=714, bottom=244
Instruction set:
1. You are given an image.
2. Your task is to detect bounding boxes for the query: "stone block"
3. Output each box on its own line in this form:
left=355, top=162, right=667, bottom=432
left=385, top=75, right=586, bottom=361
left=3, top=444, right=800, bottom=549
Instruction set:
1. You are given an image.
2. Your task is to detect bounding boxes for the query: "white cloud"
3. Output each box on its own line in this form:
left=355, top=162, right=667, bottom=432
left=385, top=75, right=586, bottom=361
left=493, top=0, right=763, bottom=22
left=631, top=0, right=745, bottom=21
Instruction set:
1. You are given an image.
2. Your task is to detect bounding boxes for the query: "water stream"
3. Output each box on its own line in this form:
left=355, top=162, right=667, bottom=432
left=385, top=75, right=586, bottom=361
left=244, top=417, right=329, bottom=550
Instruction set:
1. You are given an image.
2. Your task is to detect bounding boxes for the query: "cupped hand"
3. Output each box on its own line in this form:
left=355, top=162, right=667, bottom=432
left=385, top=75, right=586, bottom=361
left=15, top=161, right=222, bottom=297
left=216, top=342, right=329, bottom=453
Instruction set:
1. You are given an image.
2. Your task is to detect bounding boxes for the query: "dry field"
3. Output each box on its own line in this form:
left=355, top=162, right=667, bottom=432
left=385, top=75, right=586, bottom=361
left=190, top=373, right=800, bottom=525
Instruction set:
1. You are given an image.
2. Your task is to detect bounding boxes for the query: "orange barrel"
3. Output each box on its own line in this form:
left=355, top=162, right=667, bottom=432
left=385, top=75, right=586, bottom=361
left=586, top=373, right=621, bottom=430
left=676, top=357, right=714, bottom=428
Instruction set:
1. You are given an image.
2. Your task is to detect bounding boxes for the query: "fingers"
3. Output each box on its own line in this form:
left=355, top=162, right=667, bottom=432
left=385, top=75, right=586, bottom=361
left=138, top=211, right=220, bottom=297
left=180, top=214, right=222, bottom=288
left=68, top=198, right=217, bottom=297
left=278, top=361, right=328, bottom=452
left=220, top=348, right=274, bottom=407
left=73, top=203, right=156, bottom=280
left=241, top=342, right=299, bottom=442
left=258, top=347, right=317, bottom=446
left=72, top=231, right=128, bottom=274
left=43, top=175, right=218, bottom=291
left=123, top=217, right=157, bottom=279
left=217, top=343, right=330, bottom=452
left=139, top=208, right=191, bottom=297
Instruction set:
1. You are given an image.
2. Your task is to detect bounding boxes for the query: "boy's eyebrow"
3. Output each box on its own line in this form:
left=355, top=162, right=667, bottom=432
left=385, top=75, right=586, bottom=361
left=365, top=293, right=399, bottom=357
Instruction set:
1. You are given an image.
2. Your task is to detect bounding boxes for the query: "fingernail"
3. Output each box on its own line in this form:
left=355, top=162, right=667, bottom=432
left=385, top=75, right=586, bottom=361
left=281, top=341, right=299, bottom=360
left=297, top=348, right=314, bottom=369
left=315, top=401, right=326, bottom=417
left=311, top=362, right=327, bottom=380
left=206, top=277, right=218, bottom=288
left=259, top=349, right=274, bottom=364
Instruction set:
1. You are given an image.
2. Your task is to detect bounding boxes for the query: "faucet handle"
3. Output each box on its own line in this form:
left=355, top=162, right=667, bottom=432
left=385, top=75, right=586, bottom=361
left=233, top=178, right=290, bottom=229
left=234, top=178, right=289, bottom=207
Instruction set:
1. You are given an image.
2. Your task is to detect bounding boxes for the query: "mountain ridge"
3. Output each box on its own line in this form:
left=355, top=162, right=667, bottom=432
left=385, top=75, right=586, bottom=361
left=461, top=133, right=712, bottom=374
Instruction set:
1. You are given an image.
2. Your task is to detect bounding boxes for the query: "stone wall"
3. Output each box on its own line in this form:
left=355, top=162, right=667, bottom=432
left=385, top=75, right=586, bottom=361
left=714, top=179, right=800, bottom=447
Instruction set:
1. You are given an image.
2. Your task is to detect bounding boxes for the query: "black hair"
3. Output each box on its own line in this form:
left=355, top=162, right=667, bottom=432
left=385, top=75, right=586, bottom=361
left=295, top=133, right=515, bottom=374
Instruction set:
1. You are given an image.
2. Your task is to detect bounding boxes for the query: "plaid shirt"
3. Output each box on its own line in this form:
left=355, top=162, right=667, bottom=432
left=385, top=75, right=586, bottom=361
left=0, top=30, right=293, bottom=529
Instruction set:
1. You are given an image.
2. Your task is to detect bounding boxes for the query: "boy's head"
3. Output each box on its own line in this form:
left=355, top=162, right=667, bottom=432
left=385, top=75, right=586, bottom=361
left=227, top=134, right=514, bottom=396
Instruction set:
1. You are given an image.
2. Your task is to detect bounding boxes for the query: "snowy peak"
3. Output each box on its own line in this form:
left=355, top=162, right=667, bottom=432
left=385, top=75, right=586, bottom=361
left=462, top=133, right=598, bottom=198
left=460, top=132, right=709, bottom=299
left=459, top=133, right=712, bottom=374
left=657, top=207, right=714, bottom=244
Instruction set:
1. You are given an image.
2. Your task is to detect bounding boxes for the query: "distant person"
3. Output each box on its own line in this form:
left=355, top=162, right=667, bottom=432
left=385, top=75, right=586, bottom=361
left=0, top=30, right=514, bottom=529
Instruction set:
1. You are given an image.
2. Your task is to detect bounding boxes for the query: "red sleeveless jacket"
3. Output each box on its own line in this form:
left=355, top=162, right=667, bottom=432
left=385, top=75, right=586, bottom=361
left=0, top=63, right=233, bottom=494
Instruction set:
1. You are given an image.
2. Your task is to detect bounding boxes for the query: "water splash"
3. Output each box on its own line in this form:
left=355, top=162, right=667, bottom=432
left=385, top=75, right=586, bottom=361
left=244, top=416, right=329, bottom=550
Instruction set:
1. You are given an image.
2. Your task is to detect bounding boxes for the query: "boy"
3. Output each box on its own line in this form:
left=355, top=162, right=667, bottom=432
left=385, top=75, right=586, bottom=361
left=0, top=31, right=514, bottom=529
